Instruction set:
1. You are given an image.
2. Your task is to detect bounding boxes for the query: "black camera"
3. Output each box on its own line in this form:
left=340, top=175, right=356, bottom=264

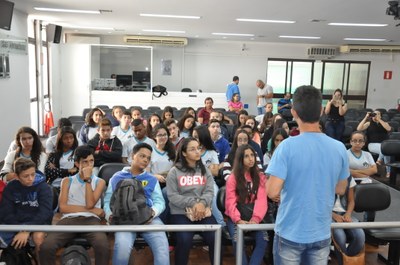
left=369, top=113, right=377, bottom=118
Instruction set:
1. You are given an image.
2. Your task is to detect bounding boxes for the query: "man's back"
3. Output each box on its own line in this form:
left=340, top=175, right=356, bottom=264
left=267, top=132, right=349, bottom=243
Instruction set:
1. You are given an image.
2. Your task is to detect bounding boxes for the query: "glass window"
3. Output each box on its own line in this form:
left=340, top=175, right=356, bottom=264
left=266, top=60, right=287, bottom=94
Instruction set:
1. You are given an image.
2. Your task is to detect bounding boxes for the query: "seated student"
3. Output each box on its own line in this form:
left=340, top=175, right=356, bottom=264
left=277, top=93, right=292, bottom=114
left=45, top=126, right=79, bottom=184
left=87, top=118, right=123, bottom=170
left=1, top=127, right=47, bottom=183
left=222, top=129, right=263, bottom=180
left=0, top=158, right=53, bottom=256
left=261, top=113, right=283, bottom=153
left=332, top=176, right=365, bottom=265
left=45, top=118, right=72, bottom=153
left=245, top=116, right=261, bottom=146
left=177, top=114, right=196, bottom=138
left=164, top=119, right=184, bottom=148
left=146, top=113, right=162, bottom=137
left=122, top=119, right=156, bottom=164
left=104, top=143, right=169, bottom=265
left=241, top=125, right=264, bottom=165
left=255, top=103, right=273, bottom=124
left=198, top=97, right=214, bottom=125
left=210, top=111, right=230, bottom=141
left=78, top=107, right=104, bottom=144
left=233, top=110, right=249, bottom=136
left=166, top=138, right=217, bottom=265
left=106, top=106, right=124, bottom=127
left=225, top=145, right=268, bottom=265
left=111, top=110, right=134, bottom=145
left=208, top=119, right=231, bottom=164
left=39, top=146, right=109, bottom=265
left=263, top=128, right=289, bottom=168
left=257, top=112, right=273, bottom=135
left=347, top=131, right=377, bottom=184
left=228, top=93, right=244, bottom=113
left=161, top=106, right=174, bottom=122
left=264, top=119, right=290, bottom=153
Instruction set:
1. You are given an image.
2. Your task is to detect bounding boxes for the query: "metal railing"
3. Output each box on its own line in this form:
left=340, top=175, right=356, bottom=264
left=0, top=224, right=222, bottom=265
left=236, top=221, right=400, bottom=265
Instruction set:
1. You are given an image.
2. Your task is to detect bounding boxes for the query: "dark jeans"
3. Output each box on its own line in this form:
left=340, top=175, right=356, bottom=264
left=169, top=214, right=217, bottom=265
left=325, top=120, right=345, bottom=141
left=39, top=216, right=110, bottom=265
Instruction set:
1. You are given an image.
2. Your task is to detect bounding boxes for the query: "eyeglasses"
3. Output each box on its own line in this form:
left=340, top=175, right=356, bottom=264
left=187, top=147, right=202, bottom=153
left=351, top=140, right=365, bottom=144
left=156, top=133, right=168, bottom=138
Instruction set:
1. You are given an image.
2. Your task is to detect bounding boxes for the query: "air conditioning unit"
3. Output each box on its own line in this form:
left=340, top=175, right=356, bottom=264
left=123, top=35, right=188, bottom=46
left=307, top=47, right=337, bottom=59
left=340, top=45, right=400, bottom=53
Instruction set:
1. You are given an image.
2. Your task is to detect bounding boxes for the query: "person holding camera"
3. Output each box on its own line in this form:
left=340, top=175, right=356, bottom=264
left=357, top=110, right=392, bottom=177
left=324, top=89, right=347, bottom=141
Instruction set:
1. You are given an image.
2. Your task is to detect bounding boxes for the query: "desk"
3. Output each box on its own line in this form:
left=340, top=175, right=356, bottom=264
left=91, top=91, right=227, bottom=110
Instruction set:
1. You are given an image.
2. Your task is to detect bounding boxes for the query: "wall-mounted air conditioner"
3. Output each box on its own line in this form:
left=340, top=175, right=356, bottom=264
left=340, top=45, right=400, bottom=53
left=307, top=47, right=337, bottom=59
left=123, top=35, right=188, bottom=46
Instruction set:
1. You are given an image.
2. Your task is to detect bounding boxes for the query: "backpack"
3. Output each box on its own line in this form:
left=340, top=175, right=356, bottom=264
left=61, top=245, right=91, bottom=265
left=152, top=85, right=168, bottom=98
left=0, top=245, right=34, bottom=265
left=0, top=179, right=5, bottom=202
left=110, top=178, right=152, bottom=225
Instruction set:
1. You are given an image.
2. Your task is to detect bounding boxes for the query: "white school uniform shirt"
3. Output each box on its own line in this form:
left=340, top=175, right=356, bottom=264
left=150, top=148, right=174, bottom=175
left=111, top=126, right=134, bottom=145
left=347, top=149, right=375, bottom=184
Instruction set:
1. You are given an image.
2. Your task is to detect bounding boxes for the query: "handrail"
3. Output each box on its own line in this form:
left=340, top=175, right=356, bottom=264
left=236, top=221, right=400, bottom=265
left=0, top=224, right=222, bottom=265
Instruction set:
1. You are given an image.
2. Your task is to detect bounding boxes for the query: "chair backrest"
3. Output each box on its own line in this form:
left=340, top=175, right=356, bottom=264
left=354, top=183, right=391, bottom=213
left=181, top=88, right=192, bottom=92
left=216, top=186, right=226, bottom=213
left=389, top=131, right=400, bottom=140
left=381, top=140, right=400, bottom=157
left=98, top=163, right=127, bottom=186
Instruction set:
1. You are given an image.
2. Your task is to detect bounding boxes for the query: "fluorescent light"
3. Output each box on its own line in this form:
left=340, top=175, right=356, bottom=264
left=140, top=14, right=201, bottom=19
left=329, top=23, right=388, bottom=27
left=237, top=18, right=295, bottom=24
left=212, top=32, right=254, bottom=37
left=279, top=35, right=321, bottom=39
left=34, top=7, right=100, bottom=14
left=62, top=24, right=114, bottom=30
left=142, top=29, right=186, bottom=33
left=344, top=38, right=387, bottom=42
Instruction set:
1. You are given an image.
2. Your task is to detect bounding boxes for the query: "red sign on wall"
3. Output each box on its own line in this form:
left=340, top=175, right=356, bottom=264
left=384, top=71, right=392, bottom=80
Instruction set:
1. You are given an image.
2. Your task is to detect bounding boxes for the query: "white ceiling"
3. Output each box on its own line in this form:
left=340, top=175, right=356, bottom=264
left=12, top=0, right=400, bottom=45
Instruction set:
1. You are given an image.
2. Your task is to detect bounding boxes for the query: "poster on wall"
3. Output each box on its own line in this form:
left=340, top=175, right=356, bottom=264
left=161, top=59, right=172, bottom=75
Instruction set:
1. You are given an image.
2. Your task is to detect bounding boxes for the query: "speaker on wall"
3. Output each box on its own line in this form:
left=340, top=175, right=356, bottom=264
left=46, top=24, right=62, bottom=43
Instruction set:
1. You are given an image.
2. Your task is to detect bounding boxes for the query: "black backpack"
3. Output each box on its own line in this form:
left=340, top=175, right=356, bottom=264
left=110, top=178, right=152, bottom=225
left=61, top=245, right=91, bottom=265
left=152, top=85, right=168, bottom=98
left=0, top=245, right=35, bottom=265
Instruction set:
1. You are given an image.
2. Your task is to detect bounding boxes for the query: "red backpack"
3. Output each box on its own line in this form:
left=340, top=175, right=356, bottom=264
left=0, top=180, right=5, bottom=202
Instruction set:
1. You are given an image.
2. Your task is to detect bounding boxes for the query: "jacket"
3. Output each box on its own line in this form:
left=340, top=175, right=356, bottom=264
left=87, top=134, right=123, bottom=167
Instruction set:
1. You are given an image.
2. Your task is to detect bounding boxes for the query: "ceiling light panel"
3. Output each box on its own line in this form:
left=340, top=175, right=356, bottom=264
left=140, top=14, right=201, bottom=19
left=344, top=38, right=387, bottom=41
left=142, top=29, right=186, bottom=33
left=279, top=35, right=321, bottom=39
left=237, top=18, right=295, bottom=24
left=34, top=7, right=100, bottom=14
left=212, top=32, right=254, bottom=37
left=329, top=23, right=388, bottom=27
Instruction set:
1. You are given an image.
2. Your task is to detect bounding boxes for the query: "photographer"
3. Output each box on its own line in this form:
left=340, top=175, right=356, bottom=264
left=357, top=110, right=392, bottom=177
left=325, top=89, right=347, bottom=141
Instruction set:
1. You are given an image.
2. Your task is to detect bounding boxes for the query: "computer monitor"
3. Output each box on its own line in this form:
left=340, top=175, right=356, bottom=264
left=116, top=75, right=132, bottom=87
left=132, top=71, right=150, bottom=84
left=0, top=0, right=14, bottom=31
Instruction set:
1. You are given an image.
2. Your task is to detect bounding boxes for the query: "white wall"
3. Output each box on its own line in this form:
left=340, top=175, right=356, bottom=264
left=58, top=35, right=400, bottom=117
left=0, top=10, right=30, bottom=158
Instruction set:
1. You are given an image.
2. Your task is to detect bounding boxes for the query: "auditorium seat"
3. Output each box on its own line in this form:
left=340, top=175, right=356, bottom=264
left=353, top=182, right=400, bottom=265
left=381, top=140, right=400, bottom=186
left=98, top=163, right=127, bottom=186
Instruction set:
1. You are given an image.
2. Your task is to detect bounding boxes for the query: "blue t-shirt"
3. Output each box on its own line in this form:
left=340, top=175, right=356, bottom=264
left=226, top=83, right=240, bottom=102
left=266, top=132, right=349, bottom=243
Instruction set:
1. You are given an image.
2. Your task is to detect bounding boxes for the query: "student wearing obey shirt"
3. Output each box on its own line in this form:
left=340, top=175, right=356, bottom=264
left=166, top=137, right=217, bottom=265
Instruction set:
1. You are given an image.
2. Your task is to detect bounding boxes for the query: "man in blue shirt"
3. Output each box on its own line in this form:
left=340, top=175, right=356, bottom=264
left=267, top=85, right=349, bottom=265
left=277, top=93, right=292, bottom=114
left=226, top=76, right=240, bottom=102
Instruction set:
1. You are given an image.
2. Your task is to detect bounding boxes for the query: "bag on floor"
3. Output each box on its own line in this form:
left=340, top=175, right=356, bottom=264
left=332, top=236, right=365, bottom=265
left=0, top=245, right=34, bottom=265
left=61, top=245, right=91, bottom=265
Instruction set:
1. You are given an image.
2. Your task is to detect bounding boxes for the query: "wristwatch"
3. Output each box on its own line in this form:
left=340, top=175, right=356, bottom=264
left=84, top=178, right=92, bottom=184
